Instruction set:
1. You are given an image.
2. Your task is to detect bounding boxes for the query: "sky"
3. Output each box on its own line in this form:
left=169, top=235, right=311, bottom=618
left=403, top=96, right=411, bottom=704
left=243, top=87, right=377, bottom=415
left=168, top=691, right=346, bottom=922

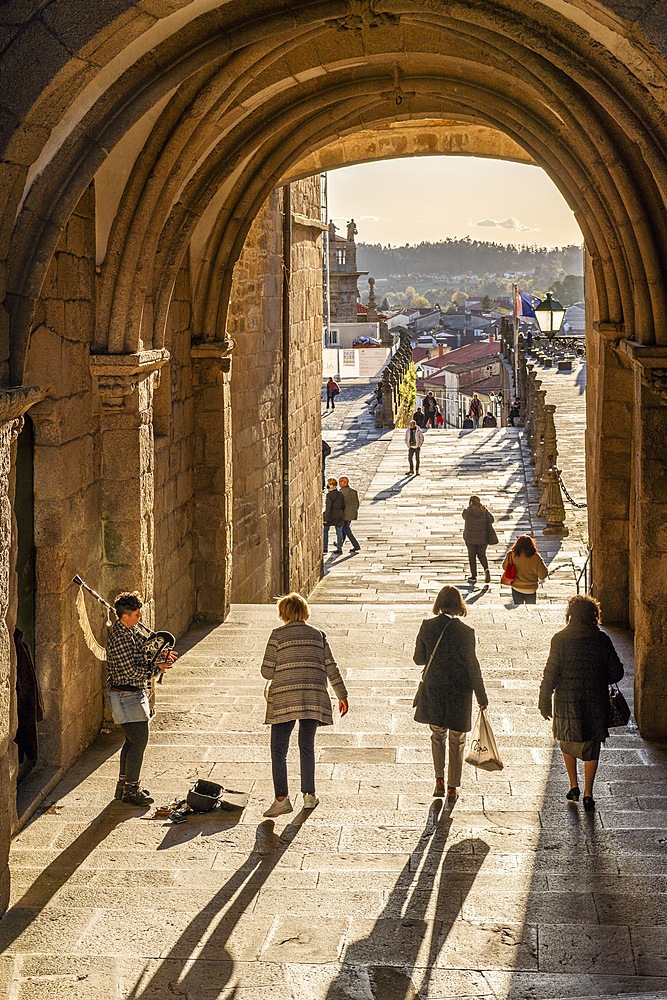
left=326, top=157, right=583, bottom=249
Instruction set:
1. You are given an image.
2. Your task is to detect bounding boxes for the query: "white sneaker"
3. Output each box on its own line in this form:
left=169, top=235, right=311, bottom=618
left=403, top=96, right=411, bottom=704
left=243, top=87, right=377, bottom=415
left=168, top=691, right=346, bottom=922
left=263, top=797, right=293, bottom=818
left=303, top=794, right=319, bottom=809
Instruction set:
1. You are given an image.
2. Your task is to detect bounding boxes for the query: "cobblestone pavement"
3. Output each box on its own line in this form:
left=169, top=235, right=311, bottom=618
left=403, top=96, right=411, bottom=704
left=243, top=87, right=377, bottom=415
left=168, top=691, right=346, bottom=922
left=4, top=367, right=666, bottom=999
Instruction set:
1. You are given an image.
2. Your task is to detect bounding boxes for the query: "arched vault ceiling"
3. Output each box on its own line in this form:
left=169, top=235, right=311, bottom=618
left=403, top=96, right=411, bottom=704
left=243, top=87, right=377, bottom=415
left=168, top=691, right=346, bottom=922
left=279, top=121, right=533, bottom=184
left=4, top=0, right=667, bottom=381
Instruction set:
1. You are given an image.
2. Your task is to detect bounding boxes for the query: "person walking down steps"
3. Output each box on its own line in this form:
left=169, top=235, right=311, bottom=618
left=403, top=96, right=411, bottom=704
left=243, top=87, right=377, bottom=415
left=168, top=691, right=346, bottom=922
left=339, top=476, right=361, bottom=554
left=326, top=376, right=340, bottom=410
left=261, top=593, right=349, bottom=817
left=461, top=495, right=496, bottom=583
left=413, top=586, right=488, bottom=802
left=323, top=478, right=345, bottom=555
left=405, top=419, right=425, bottom=475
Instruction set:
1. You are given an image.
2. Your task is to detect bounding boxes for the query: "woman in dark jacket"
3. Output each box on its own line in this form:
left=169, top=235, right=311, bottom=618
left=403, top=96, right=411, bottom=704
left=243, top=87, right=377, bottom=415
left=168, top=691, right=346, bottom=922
left=413, top=586, right=488, bottom=802
left=539, top=594, right=624, bottom=812
left=462, top=495, right=496, bottom=584
left=323, top=478, right=345, bottom=554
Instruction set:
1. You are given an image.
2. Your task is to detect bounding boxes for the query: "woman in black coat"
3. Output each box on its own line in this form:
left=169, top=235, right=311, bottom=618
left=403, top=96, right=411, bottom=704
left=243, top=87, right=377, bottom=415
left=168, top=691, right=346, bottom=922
left=413, top=586, right=488, bottom=802
left=462, top=495, right=496, bottom=584
left=323, top=478, right=345, bottom=555
left=539, top=594, right=624, bottom=812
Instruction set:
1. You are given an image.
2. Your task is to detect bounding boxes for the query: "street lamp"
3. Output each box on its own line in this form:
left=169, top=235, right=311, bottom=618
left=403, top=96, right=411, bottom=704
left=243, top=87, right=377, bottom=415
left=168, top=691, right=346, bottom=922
left=534, top=292, right=566, bottom=340
left=532, top=292, right=585, bottom=355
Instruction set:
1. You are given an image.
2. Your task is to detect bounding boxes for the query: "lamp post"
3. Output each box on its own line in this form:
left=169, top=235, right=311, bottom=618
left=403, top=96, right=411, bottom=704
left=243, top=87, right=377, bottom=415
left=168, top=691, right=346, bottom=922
left=533, top=292, right=585, bottom=354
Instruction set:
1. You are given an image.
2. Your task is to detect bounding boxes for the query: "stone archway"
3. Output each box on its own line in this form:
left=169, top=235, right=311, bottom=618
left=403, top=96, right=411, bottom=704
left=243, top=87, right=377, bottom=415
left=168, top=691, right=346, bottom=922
left=2, top=0, right=667, bottom=913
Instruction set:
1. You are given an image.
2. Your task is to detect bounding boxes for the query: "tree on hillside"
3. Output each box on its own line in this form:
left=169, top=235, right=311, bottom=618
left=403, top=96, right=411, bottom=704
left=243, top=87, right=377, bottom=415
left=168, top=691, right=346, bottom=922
left=549, top=274, right=584, bottom=306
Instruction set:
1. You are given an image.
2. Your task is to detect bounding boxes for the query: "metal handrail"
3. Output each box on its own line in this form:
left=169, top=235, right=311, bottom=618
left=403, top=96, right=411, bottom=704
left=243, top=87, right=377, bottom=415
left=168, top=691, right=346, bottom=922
left=575, top=547, right=593, bottom=594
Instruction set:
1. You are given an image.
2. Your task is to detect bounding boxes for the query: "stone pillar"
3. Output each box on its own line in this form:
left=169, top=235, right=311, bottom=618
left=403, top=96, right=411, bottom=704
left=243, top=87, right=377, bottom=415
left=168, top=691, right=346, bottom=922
left=91, top=352, right=168, bottom=629
left=619, top=341, right=667, bottom=739
left=191, top=339, right=234, bottom=622
left=587, top=328, right=633, bottom=625
left=532, top=390, right=546, bottom=483
left=0, top=387, right=44, bottom=915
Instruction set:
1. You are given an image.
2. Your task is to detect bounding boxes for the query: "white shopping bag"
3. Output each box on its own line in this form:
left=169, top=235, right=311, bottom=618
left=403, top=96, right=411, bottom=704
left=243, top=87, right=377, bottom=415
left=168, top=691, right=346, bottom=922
left=465, top=707, right=504, bottom=771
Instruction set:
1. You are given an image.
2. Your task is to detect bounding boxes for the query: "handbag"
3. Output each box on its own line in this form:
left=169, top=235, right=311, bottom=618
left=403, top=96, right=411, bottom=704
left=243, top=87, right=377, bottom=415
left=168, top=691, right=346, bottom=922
left=487, top=523, right=499, bottom=546
left=412, top=618, right=452, bottom=708
left=500, top=553, right=516, bottom=586
left=608, top=683, right=631, bottom=727
left=465, top=707, right=504, bottom=771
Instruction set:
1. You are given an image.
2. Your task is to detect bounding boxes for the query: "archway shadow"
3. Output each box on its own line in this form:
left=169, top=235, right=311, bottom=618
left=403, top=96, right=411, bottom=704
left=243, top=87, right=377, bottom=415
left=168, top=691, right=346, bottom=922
left=125, top=812, right=310, bottom=999
left=324, top=803, right=489, bottom=998
left=0, top=801, right=133, bottom=948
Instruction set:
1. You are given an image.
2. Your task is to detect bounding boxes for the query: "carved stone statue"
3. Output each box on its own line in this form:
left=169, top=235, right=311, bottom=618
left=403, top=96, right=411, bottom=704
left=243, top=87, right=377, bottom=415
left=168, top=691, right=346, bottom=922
left=346, top=218, right=358, bottom=242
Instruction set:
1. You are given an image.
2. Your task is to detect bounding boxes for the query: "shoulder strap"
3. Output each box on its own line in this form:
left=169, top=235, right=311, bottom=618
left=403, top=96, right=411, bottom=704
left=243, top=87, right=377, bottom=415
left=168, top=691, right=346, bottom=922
left=421, top=617, right=453, bottom=682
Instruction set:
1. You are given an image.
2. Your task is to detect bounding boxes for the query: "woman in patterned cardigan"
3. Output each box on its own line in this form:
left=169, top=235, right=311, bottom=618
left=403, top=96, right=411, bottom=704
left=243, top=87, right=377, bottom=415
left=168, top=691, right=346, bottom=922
left=261, top=592, right=348, bottom=817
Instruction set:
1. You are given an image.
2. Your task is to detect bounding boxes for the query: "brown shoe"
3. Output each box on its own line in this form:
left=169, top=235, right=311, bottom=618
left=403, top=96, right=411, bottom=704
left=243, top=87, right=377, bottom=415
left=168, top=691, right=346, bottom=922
left=433, top=779, right=445, bottom=797
left=447, top=786, right=459, bottom=803
left=484, top=569, right=491, bottom=583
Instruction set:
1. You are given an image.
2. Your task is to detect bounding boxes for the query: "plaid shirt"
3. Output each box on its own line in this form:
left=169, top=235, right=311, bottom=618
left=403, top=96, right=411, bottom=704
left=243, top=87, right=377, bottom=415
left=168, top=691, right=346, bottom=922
left=107, top=621, right=161, bottom=689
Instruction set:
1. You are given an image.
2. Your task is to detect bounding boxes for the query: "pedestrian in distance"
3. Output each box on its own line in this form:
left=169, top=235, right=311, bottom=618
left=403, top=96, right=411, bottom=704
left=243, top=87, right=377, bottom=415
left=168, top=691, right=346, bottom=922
left=323, top=477, right=345, bottom=554
left=539, top=594, right=624, bottom=812
left=502, top=534, right=548, bottom=604
left=339, top=476, right=361, bottom=553
left=413, top=406, right=426, bottom=428
left=461, top=495, right=496, bottom=584
left=405, top=419, right=425, bottom=475
left=106, top=591, right=178, bottom=805
left=509, top=398, right=521, bottom=426
left=326, top=376, right=340, bottom=410
left=413, top=585, right=489, bottom=802
left=482, top=411, right=497, bottom=428
left=468, top=393, right=483, bottom=428
left=321, top=439, right=331, bottom=490
left=261, top=592, right=349, bottom=816
left=422, top=391, right=437, bottom=428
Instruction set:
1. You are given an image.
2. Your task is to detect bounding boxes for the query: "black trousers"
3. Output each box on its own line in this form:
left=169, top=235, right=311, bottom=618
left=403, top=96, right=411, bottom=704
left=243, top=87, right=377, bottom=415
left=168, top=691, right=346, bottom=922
left=119, top=721, right=149, bottom=783
left=466, top=542, right=488, bottom=578
left=408, top=446, right=421, bottom=471
left=326, top=391, right=336, bottom=409
left=270, top=719, right=319, bottom=797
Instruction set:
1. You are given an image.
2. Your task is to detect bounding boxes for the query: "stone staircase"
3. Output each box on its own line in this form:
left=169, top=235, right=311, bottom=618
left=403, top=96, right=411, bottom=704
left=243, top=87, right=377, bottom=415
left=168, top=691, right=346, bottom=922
left=314, top=425, right=589, bottom=606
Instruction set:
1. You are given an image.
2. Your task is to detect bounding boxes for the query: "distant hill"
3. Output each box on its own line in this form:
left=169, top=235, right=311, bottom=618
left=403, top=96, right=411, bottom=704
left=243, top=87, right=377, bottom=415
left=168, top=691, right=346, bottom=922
left=356, top=239, right=584, bottom=279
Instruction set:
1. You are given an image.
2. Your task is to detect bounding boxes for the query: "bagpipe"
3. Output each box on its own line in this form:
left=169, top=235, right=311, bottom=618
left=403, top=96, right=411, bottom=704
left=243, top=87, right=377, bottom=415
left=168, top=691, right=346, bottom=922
left=72, top=575, right=175, bottom=681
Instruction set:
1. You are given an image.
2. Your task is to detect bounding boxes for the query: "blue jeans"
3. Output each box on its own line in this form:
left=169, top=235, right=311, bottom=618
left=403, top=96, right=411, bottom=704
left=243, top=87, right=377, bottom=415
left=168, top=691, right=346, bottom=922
left=512, top=588, right=536, bottom=605
left=324, top=524, right=344, bottom=551
left=342, top=520, right=360, bottom=549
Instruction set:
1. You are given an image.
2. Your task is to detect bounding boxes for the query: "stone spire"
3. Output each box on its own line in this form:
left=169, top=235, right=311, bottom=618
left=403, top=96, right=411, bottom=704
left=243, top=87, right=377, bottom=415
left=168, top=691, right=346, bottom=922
left=366, top=276, right=378, bottom=322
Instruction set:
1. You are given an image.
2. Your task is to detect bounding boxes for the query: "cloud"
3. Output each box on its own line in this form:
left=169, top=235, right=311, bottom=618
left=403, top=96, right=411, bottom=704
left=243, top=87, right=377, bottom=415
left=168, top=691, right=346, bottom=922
left=471, top=217, right=541, bottom=233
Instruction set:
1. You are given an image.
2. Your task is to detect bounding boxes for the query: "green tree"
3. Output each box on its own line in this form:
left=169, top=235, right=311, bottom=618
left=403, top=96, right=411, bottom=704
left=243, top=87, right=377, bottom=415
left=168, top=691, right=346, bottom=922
left=549, top=274, right=584, bottom=306
left=481, top=295, right=492, bottom=309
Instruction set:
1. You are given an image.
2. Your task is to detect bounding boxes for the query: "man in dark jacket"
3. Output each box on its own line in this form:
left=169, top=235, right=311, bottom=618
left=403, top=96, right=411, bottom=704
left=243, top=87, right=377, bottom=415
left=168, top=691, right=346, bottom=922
left=422, top=392, right=437, bottom=428
left=482, top=411, right=497, bottom=428
left=339, top=476, right=360, bottom=553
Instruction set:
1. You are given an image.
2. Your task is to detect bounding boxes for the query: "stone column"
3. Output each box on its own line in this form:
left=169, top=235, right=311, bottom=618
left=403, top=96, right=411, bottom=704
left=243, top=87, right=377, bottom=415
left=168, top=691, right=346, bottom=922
left=191, top=339, right=234, bottom=622
left=587, top=327, right=633, bottom=624
left=619, top=341, right=667, bottom=739
left=0, top=386, right=44, bottom=914
left=90, top=351, right=168, bottom=629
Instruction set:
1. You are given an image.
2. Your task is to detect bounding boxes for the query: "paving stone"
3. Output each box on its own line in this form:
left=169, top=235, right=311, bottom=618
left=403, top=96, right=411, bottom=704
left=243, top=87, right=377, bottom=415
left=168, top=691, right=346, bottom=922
left=7, top=366, right=665, bottom=997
